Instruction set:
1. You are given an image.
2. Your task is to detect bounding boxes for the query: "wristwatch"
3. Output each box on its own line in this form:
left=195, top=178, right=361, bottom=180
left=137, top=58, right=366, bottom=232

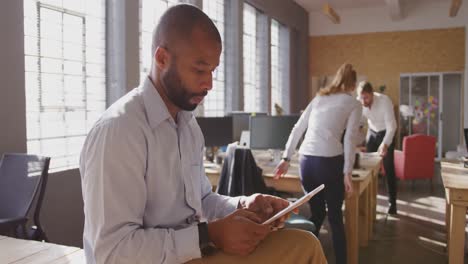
left=198, top=222, right=216, bottom=256
left=282, top=157, right=291, bottom=162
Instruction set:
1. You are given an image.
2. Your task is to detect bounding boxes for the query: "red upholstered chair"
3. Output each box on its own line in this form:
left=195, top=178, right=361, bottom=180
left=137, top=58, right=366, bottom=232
left=394, top=134, right=437, bottom=190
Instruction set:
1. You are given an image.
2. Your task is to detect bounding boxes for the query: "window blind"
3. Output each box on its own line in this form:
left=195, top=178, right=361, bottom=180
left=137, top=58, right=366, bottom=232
left=24, top=0, right=106, bottom=171
left=242, top=3, right=260, bottom=112
left=270, top=19, right=290, bottom=115
left=202, top=0, right=226, bottom=117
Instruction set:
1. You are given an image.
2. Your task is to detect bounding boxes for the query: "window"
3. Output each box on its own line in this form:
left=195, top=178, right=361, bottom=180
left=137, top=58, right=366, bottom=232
left=24, top=0, right=106, bottom=171
left=202, top=0, right=226, bottom=117
left=270, top=19, right=290, bottom=114
left=242, top=3, right=260, bottom=112
left=139, top=0, right=180, bottom=82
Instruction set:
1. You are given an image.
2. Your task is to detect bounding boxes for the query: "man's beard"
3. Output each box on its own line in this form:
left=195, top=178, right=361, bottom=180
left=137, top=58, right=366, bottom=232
left=161, top=63, right=207, bottom=111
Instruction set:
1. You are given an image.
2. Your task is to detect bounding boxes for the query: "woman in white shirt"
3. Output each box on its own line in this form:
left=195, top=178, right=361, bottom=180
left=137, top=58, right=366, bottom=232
left=274, top=63, right=362, bottom=264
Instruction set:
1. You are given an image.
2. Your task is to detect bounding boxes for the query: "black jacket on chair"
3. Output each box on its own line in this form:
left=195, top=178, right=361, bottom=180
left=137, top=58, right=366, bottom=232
left=216, top=148, right=270, bottom=196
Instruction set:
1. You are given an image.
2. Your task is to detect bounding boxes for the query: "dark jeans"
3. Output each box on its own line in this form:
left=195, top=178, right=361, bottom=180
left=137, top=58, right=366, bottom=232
left=366, top=129, right=397, bottom=205
left=300, top=154, right=346, bottom=264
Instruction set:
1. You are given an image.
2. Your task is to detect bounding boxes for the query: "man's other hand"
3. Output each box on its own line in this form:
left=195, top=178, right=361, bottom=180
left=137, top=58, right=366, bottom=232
left=207, top=209, right=271, bottom=256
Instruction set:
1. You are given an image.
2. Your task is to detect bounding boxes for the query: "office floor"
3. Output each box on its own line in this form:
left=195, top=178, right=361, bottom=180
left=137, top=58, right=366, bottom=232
left=314, top=164, right=468, bottom=264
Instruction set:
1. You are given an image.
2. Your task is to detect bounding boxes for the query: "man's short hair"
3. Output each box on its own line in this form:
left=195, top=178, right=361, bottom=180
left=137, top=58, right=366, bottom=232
left=357, top=81, right=374, bottom=94
left=151, top=4, right=221, bottom=56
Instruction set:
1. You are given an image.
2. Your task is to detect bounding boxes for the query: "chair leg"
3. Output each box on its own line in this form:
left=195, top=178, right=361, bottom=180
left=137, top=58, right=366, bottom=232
left=29, top=225, right=48, bottom=242
left=37, top=227, right=48, bottom=242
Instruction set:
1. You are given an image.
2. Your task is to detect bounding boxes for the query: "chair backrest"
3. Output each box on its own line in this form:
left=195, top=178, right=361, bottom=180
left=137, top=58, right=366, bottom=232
left=402, top=134, right=436, bottom=178
left=0, top=153, right=50, bottom=220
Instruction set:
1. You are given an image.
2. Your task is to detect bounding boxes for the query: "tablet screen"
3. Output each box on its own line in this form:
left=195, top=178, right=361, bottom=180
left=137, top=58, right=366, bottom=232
left=262, top=184, right=325, bottom=225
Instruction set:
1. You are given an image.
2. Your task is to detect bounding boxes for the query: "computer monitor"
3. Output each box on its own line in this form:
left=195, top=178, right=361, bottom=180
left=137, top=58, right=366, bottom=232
left=228, top=112, right=268, bottom=141
left=249, top=115, right=300, bottom=150
left=196, top=116, right=233, bottom=147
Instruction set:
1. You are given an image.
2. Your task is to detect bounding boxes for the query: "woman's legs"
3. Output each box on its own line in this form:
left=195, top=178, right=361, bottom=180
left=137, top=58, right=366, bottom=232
left=325, top=171, right=346, bottom=264
left=300, top=154, right=347, bottom=264
left=300, top=155, right=326, bottom=237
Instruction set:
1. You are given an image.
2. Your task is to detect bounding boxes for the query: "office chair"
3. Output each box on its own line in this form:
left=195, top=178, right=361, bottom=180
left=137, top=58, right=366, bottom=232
left=394, top=134, right=436, bottom=191
left=0, top=153, right=50, bottom=241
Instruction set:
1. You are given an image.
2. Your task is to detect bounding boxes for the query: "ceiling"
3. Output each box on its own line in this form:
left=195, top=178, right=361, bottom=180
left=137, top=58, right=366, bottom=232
left=293, top=0, right=450, bottom=12
left=294, top=0, right=386, bottom=11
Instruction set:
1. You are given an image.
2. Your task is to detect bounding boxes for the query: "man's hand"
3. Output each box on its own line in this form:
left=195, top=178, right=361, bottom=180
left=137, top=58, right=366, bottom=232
left=207, top=209, right=271, bottom=256
left=239, top=194, right=294, bottom=228
left=273, top=160, right=289, bottom=179
left=378, top=144, right=388, bottom=157
left=357, top=146, right=367, bottom=153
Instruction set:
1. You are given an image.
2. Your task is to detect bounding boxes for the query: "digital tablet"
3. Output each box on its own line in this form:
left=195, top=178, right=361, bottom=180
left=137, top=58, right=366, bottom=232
left=262, top=184, right=325, bottom=225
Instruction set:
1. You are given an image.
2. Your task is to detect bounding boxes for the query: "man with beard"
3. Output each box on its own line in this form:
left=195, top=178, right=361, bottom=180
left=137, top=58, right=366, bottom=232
left=80, top=4, right=326, bottom=264
left=357, top=81, right=398, bottom=215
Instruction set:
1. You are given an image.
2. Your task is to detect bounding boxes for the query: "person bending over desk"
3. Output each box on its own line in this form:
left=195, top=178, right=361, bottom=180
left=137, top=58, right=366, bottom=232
left=275, top=63, right=362, bottom=264
left=357, top=81, right=398, bottom=215
left=79, top=4, right=326, bottom=264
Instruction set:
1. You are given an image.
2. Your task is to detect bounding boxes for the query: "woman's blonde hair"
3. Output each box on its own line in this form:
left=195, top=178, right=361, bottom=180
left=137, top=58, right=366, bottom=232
left=318, top=63, right=357, bottom=96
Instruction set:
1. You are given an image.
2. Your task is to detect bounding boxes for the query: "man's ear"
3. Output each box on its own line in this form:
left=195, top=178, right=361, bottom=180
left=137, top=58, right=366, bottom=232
left=155, top=46, right=169, bottom=70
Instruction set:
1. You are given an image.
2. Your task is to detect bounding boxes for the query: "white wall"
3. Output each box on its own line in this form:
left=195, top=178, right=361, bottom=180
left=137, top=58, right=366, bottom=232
left=308, top=1, right=468, bottom=128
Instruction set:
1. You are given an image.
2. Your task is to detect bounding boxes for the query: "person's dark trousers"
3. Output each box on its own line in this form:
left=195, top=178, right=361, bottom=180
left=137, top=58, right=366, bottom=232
left=300, top=154, right=347, bottom=264
left=366, top=129, right=397, bottom=207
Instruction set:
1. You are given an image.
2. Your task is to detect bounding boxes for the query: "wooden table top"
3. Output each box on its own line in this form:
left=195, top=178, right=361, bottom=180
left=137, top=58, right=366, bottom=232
left=0, top=235, right=85, bottom=264
left=205, top=151, right=382, bottom=183
left=254, top=151, right=380, bottom=181
left=441, top=161, right=468, bottom=189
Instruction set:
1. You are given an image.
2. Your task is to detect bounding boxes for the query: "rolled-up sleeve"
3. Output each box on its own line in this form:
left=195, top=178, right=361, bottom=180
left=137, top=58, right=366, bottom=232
left=382, top=97, right=397, bottom=146
left=80, top=119, right=201, bottom=264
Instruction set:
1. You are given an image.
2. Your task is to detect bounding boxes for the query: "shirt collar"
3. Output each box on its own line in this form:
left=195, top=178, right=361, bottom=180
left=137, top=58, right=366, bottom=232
left=141, top=76, right=193, bottom=129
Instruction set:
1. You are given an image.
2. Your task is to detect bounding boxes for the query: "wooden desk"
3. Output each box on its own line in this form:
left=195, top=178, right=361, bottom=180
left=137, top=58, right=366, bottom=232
left=346, top=154, right=381, bottom=264
left=205, top=152, right=382, bottom=264
left=0, top=235, right=85, bottom=263
left=441, top=161, right=468, bottom=264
